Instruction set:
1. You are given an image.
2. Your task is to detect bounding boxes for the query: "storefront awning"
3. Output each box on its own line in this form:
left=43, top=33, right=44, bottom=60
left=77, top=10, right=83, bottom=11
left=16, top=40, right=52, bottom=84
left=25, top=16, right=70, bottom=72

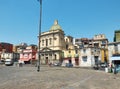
left=110, top=56, right=120, bottom=61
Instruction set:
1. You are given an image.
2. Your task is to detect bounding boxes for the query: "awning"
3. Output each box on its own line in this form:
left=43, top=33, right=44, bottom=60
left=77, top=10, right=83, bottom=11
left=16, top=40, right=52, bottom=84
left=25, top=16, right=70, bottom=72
left=110, top=56, right=120, bottom=61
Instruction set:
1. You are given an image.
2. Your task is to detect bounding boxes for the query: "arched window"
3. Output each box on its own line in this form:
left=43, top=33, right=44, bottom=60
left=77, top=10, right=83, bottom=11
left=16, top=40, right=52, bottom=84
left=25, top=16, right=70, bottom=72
left=66, top=39, right=68, bottom=42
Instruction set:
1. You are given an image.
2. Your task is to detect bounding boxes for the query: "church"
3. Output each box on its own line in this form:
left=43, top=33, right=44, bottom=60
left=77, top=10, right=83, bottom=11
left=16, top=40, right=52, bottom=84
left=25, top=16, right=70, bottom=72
left=38, top=20, right=75, bottom=64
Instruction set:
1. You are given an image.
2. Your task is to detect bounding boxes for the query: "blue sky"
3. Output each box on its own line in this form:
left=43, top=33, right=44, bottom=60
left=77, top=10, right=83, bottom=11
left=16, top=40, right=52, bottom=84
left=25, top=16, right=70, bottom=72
left=0, top=0, right=120, bottom=45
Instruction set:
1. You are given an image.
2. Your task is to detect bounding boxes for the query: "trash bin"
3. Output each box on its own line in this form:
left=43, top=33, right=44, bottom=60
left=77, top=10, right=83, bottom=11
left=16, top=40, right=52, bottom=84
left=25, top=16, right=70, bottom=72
left=105, top=67, right=108, bottom=73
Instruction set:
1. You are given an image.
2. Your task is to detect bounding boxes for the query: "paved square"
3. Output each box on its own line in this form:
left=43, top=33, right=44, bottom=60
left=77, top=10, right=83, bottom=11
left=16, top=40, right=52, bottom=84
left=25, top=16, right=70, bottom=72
left=0, top=65, right=120, bottom=89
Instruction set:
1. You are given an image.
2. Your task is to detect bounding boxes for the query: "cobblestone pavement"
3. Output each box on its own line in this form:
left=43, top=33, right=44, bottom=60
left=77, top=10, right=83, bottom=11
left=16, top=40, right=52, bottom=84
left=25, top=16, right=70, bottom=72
left=0, top=65, right=120, bottom=89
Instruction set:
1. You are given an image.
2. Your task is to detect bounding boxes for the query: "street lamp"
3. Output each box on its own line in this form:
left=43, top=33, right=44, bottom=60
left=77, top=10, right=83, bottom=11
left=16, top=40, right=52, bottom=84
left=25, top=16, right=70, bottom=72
left=37, top=0, right=42, bottom=72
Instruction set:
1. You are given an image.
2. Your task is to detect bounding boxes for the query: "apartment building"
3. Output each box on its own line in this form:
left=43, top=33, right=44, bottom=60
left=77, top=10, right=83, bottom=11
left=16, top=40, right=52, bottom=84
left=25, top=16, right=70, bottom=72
left=0, top=42, right=13, bottom=59
left=0, top=42, right=13, bottom=53
left=108, top=30, right=120, bottom=71
left=75, top=34, right=108, bottom=67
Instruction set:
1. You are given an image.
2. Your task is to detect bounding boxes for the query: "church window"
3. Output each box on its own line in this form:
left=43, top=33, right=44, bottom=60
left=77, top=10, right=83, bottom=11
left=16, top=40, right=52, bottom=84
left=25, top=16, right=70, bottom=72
left=49, top=38, right=52, bottom=45
left=46, top=39, right=48, bottom=46
left=42, top=40, right=44, bottom=46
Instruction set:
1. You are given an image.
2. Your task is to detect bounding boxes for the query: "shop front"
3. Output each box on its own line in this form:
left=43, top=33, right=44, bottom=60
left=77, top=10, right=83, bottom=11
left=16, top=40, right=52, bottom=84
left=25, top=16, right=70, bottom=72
left=110, top=56, right=120, bottom=73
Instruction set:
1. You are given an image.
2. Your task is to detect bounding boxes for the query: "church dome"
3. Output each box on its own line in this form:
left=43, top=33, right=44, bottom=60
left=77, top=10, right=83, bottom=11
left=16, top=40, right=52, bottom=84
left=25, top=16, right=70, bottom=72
left=50, top=20, right=62, bottom=31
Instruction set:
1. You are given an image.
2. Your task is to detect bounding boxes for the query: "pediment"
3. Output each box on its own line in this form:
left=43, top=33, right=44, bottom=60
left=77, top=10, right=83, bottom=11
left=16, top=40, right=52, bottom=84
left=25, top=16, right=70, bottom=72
left=42, top=47, right=52, bottom=52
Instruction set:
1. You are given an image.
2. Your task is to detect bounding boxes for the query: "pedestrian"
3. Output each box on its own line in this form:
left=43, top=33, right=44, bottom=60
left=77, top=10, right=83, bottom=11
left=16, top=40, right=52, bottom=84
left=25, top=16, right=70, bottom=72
left=49, top=62, right=52, bottom=67
left=109, top=63, right=113, bottom=73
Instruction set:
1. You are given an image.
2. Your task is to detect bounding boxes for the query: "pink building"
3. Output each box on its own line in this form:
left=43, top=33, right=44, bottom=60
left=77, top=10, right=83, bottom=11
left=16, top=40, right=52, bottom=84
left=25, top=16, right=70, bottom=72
left=20, top=45, right=37, bottom=64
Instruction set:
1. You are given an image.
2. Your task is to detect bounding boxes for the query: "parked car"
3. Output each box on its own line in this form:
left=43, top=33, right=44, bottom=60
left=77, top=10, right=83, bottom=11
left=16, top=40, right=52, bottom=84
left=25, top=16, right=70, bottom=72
left=0, top=59, right=5, bottom=65
left=66, top=63, right=73, bottom=67
left=53, top=62, right=61, bottom=66
left=93, top=64, right=99, bottom=70
left=0, top=60, right=3, bottom=65
left=5, top=59, right=14, bottom=66
left=100, top=63, right=106, bottom=68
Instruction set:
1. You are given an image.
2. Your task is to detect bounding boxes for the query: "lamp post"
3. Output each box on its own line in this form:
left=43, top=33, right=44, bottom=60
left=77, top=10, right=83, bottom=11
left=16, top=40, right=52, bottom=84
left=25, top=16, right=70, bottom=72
left=37, top=0, right=42, bottom=72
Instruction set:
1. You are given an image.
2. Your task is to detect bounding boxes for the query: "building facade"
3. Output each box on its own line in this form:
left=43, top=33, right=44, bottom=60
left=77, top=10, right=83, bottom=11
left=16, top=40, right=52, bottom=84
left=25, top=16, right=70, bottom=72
left=108, top=30, right=120, bottom=63
left=62, top=36, right=80, bottom=66
left=80, top=47, right=101, bottom=67
left=75, top=34, right=108, bottom=67
left=0, top=42, right=13, bottom=59
left=75, top=38, right=101, bottom=67
left=38, top=20, right=66, bottom=64
left=93, top=34, right=108, bottom=63
left=0, top=42, right=13, bottom=53
left=20, top=45, right=37, bottom=64
left=108, top=42, right=120, bottom=60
